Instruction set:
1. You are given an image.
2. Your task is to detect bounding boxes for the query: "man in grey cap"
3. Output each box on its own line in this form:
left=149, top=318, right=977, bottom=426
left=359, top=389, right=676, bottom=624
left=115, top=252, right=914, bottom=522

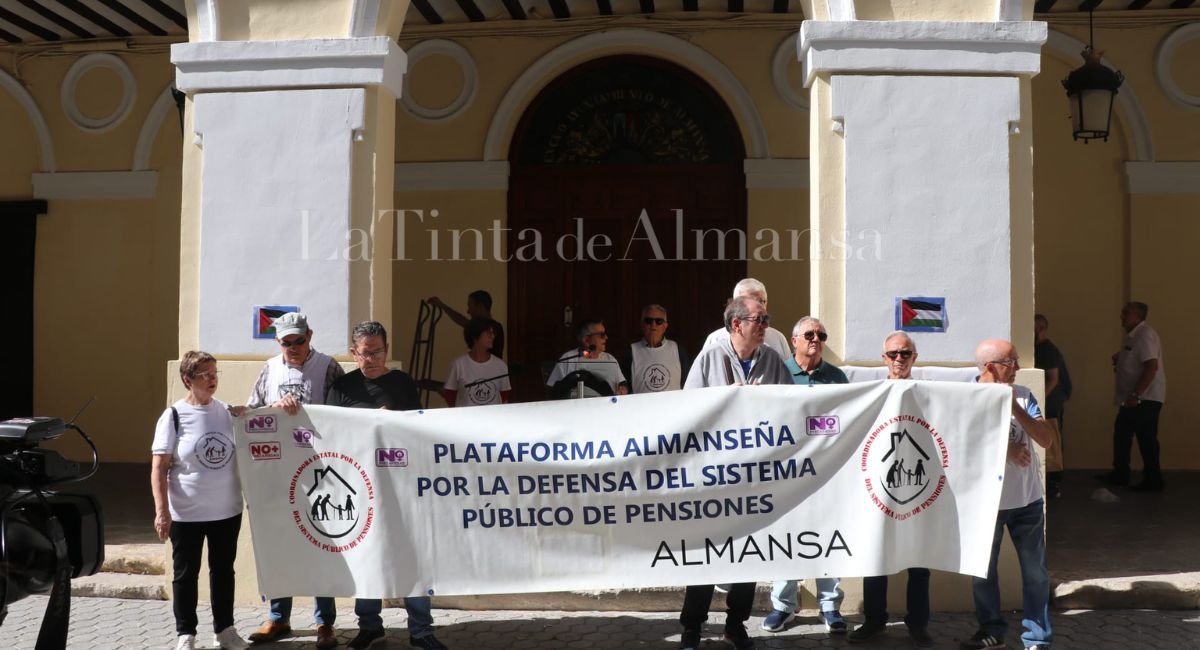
left=245, top=312, right=344, bottom=648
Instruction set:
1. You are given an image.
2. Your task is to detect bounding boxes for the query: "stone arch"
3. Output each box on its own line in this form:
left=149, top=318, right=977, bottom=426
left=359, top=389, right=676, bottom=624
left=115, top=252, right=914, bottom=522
left=0, top=69, right=56, bottom=172
left=1044, top=28, right=1155, bottom=162
left=483, top=29, right=769, bottom=161
left=133, top=84, right=180, bottom=171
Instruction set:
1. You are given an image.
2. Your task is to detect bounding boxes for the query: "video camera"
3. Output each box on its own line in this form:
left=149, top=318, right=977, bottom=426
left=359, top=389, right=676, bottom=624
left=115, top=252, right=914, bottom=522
left=0, top=416, right=104, bottom=648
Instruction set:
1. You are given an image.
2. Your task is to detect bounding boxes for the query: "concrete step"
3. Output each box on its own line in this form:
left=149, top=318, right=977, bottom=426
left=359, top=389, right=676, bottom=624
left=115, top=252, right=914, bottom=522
left=101, top=543, right=166, bottom=575
left=1052, top=571, right=1200, bottom=610
left=73, top=572, right=167, bottom=600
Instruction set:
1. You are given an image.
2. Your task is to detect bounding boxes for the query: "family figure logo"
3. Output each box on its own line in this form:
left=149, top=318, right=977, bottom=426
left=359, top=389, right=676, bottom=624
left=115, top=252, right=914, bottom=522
left=861, top=414, right=950, bottom=522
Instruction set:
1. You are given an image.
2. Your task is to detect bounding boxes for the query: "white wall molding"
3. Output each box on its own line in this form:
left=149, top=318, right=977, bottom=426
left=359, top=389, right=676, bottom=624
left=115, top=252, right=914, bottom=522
left=799, top=21, right=1047, bottom=87
left=1125, top=162, right=1200, bottom=194
left=194, top=0, right=220, bottom=42
left=483, top=29, right=768, bottom=161
left=133, top=85, right=178, bottom=171
left=394, top=161, right=510, bottom=191
left=61, top=53, right=137, bottom=134
left=744, top=158, right=809, bottom=189
left=771, top=33, right=809, bottom=112
left=399, top=40, right=477, bottom=122
left=32, top=171, right=157, bottom=199
left=828, top=0, right=856, bottom=21
left=172, top=37, right=407, bottom=98
left=0, top=69, right=56, bottom=172
left=1044, top=29, right=1154, bottom=162
left=1155, top=24, right=1200, bottom=112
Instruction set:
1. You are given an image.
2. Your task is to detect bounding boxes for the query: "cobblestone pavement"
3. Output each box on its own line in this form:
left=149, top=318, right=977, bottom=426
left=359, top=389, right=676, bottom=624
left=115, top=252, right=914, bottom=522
left=3, top=597, right=1198, bottom=649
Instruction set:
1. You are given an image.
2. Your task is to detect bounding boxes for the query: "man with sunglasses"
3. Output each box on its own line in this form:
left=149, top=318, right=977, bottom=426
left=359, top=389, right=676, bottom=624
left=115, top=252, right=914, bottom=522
left=849, top=332, right=933, bottom=647
left=624, top=304, right=689, bottom=393
left=677, top=297, right=791, bottom=650
left=763, top=317, right=848, bottom=635
left=546, top=320, right=629, bottom=397
left=245, top=312, right=344, bottom=647
left=961, top=339, right=1054, bottom=650
left=701, top=278, right=791, bottom=359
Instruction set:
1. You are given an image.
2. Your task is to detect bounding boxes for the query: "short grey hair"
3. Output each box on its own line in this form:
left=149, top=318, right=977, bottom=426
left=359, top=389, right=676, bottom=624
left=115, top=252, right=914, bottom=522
left=732, top=278, right=767, bottom=301
left=352, top=320, right=388, bottom=347
left=883, top=331, right=916, bottom=352
left=723, top=297, right=755, bottom=332
left=1124, top=301, right=1149, bottom=320
left=641, top=304, right=668, bottom=319
left=792, top=316, right=823, bottom=337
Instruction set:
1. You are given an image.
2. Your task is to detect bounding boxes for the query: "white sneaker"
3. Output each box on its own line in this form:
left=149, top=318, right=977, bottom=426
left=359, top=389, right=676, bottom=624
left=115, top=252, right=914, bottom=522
left=175, top=635, right=196, bottom=650
left=215, top=626, right=250, bottom=650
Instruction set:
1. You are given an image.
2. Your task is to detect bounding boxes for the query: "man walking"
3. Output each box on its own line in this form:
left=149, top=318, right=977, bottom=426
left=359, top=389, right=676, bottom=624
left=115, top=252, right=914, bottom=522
left=1034, top=314, right=1070, bottom=497
left=763, top=317, right=847, bottom=635
left=678, top=297, right=792, bottom=650
left=246, top=312, right=342, bottom=648
left=962, top=339, right=1054, bottom=650
left=327, top=321, right=449, bottom=650
left=1099, top=301, right=1167, bottom=491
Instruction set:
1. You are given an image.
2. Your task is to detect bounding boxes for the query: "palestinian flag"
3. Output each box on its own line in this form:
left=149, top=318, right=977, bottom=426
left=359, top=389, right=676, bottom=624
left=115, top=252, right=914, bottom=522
left=255, top=306, right=298, bottom=338
left=897, top=297, right=946, bottom=331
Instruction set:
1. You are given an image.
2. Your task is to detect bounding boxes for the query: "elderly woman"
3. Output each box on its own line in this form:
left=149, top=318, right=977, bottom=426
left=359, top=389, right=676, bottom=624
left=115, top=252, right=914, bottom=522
left=151, top=351, right=249, bottom=650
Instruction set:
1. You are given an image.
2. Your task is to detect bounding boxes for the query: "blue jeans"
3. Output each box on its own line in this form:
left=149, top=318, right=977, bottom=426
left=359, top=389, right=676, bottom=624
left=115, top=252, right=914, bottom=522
left=269, top=596, right=336, bottom=626
left=972, top=499, right=1052, bottom=648
left=769, top=578, right=843, bottom=613
left=355, top=597, right=434, bottom=638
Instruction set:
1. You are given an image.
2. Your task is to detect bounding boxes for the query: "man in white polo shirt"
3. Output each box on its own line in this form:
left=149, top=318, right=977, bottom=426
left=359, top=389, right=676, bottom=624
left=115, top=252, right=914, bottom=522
left=1098, top=301, right=1167, bottom=491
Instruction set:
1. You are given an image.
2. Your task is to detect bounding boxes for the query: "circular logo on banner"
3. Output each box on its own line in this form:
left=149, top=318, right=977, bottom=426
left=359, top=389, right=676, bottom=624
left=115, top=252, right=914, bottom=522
left=860, top=415, right=949, bottom=521
left=194, top=432, right=234, bottom=470
left=641, top=363, right=670, bottom=392
left=289, top=453, right=375, bottom=553
left=468, top=380, right=497, bottom=405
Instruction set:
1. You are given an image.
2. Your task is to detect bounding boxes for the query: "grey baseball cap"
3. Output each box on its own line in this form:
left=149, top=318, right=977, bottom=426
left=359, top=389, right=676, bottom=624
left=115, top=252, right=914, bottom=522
left=273, top=312, right=309, bottom=339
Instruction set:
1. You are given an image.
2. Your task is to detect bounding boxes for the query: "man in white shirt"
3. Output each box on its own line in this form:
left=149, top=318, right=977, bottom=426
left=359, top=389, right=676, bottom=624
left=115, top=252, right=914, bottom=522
left=701, top=278, right=791, bottom=359
left=546, top=320, right=629, bottom=398
left=961, top=339, right=1055, bottom=650
left=1099, top=301, right=1167, bottom=491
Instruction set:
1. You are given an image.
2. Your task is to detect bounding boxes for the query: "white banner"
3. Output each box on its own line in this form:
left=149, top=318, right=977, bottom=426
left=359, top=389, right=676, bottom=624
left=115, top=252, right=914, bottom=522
left=235, top=380, right=1012, bottom=599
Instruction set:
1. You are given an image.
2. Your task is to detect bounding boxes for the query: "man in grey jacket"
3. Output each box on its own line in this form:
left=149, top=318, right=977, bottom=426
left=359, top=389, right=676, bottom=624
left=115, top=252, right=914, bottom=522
left=678, top=296, right=792, bottom=650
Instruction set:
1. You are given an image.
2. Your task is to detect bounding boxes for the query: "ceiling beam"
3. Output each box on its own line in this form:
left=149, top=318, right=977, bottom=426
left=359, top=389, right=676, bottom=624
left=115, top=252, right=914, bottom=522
left=0, top=6, right=61, bottom=40
left=16, top=0, right=93, bottom=38
left=0, top=25, right=22, bottom=43
left=97, top=0, right=168, bottom=35
left=1077, top=0, right=1104, bottom=11
left=639, top=0, right=655, bottom=12
left=139, top=0, right=188, bottom=29
left=1127, top=0, right=1152, bottom=7
left=773, top=0, right=789, bottom=12
left=728, top=0, right=744, bottom=11
left=499, top=0, right=527, bottom=19
left=410, top=0, right=444, bottom=24
left=1169, top=0, right=1195, bottom=8
left=597, top=0, right=613, bottom=13
left=56, top=0, right=132, bottom=36
left=683, top=0, right=698, bottom=9
left=453, top=0, right=486, bottom=21
left=1034, top=0, right=1058, bottom=11
left=548, top=0, right=571, bottom=18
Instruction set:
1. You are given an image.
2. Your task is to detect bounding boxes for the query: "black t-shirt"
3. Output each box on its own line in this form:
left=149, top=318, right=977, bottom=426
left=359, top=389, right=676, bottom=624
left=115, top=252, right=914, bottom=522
left=326, top=369, right=420, bottom=412
left=1034, top=339, right=1069, bottom=418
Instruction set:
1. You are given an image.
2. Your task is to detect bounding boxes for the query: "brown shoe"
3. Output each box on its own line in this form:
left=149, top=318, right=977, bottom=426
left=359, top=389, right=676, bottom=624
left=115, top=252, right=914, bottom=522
left=315, top=624, right=338, bottom=649
left=248, top=621, right=292, bottom=643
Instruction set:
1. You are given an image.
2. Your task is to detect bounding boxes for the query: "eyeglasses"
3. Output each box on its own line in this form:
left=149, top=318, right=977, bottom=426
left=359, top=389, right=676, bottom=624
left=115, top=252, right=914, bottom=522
left=354, top=348, right=387, bottom=360
left=587, top=331, right=609, bottom=339
left=643, top=317, right=666, bottom=326
left=885, top=349, right=914, bottom=360
left=741, top=314, right=771, bottom=325
left=989, top=358, right=1019, bottom=368
left=279, top=337, right=307, bottom=348
left=799, top=330, right=828, bottom=342
left=191, top=371, right=221, bottom=381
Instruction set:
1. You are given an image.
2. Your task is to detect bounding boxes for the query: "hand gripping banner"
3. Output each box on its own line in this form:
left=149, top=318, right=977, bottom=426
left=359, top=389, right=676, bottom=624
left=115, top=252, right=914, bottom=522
left=235, top=380, right=1013, bottom=600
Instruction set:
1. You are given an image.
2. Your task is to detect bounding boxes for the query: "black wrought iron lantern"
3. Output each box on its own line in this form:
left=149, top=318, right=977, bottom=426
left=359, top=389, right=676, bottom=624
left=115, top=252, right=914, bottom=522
left=1062, top=12, right=1123, bottom=143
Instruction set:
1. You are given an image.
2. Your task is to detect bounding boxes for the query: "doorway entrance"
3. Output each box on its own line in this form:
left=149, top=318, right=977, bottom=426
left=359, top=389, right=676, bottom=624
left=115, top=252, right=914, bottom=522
left=0, top=200, right=46, bottom=419
left=507, top=56, right=747, bottom=400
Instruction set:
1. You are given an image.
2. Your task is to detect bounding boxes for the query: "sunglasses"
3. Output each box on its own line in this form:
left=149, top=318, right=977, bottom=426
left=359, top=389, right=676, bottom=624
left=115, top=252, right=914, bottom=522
left=885, top=349, right=914, bottom=360
left=279, top=337, right=307, bottom=348
left=799, top=331, right=828, bottom=342
left=643, top=317, right=666, bottom=325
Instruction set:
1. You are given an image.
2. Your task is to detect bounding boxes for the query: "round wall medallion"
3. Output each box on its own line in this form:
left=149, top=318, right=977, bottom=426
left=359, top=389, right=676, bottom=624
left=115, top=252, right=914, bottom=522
left=1155, top=23, right=1200, bottom=112
left=61, top=53, right=138, bottom=133
left=772, top=33, right=809, bottom=112
left=400, top=40, right=477, bottom=121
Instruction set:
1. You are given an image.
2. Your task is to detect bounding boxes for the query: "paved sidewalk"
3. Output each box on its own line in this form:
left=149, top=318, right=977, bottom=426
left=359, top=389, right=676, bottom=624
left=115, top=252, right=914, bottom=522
left=3, top=596, right=1199, bottom=649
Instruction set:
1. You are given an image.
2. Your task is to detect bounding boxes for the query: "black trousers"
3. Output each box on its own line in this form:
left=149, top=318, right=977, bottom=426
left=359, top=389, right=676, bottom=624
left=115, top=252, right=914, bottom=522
left=169, top=513, right=242, bottom=636
left=679, top=583, right=755, bottom=632
left=1112, top=401, right=1163, bottom=485
left=861, top=569, right=930, bottom=630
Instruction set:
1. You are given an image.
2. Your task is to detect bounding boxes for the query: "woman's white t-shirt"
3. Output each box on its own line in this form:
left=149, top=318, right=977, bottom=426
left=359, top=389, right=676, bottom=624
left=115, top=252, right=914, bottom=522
left=151, top=399, right=243, bottom=522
